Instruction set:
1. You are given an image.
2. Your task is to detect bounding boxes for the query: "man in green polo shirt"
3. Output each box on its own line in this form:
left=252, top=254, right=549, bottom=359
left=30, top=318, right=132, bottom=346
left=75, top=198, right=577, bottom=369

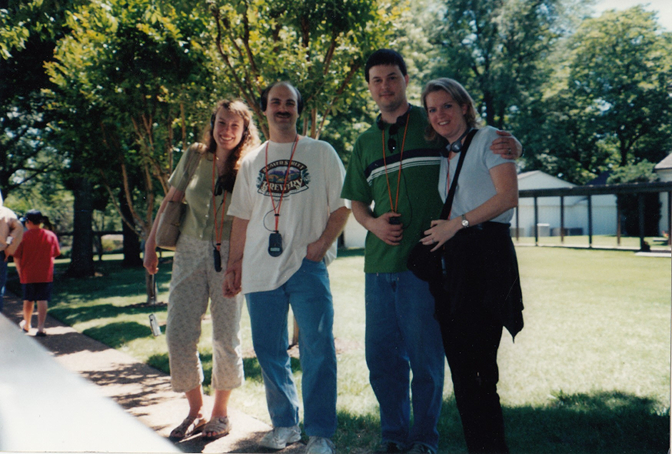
left=341, top=49, right=521, bottom=454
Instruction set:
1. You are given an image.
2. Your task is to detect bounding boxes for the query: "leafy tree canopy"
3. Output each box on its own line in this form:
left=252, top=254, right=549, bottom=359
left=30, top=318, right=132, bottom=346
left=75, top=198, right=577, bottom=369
left=45, top=0, right=217, bottom=237
left=208, top=0, right=405, bottom=140
left=0, top=0, right=87, bottom=198
left=519, top=5, right=672, bottom=184
left=429, top=0, right=568, bottom=129
left=567, top=6, right=672, bottom=167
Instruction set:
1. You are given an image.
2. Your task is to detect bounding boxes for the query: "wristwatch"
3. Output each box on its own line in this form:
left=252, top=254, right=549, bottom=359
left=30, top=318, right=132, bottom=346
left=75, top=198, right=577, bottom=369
left=6, top=236, right=13, bottom=246
left=461, top=214, right=470, bottom=228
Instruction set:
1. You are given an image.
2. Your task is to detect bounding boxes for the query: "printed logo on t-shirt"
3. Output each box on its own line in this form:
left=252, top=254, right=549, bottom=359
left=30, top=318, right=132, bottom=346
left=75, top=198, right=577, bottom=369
left=256, top=160, right=310, bottom=198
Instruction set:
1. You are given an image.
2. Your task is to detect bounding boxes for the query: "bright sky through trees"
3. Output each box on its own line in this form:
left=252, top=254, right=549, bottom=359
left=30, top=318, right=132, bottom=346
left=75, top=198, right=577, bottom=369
left=594, top=0, right=672, bottom=30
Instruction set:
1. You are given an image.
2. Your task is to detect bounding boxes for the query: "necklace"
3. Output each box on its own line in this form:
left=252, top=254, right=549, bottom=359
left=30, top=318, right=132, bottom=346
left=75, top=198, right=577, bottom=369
left=263, top=134, right=300, bottom=257
left=380, top=112, right=410, bottom=223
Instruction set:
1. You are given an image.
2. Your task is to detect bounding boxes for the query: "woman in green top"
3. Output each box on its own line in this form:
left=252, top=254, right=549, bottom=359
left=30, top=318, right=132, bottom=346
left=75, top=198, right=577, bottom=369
left=144, top=99, right=260, bottom=440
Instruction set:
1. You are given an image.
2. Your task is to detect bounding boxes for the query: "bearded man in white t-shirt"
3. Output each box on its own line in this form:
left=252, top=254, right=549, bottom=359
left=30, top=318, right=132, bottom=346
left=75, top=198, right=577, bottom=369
left=224, top=81, right=350, bottom=454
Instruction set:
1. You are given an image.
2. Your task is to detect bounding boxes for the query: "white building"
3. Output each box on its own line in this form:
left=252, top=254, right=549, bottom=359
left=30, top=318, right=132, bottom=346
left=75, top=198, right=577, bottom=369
left=342, top=212, right=368, bottom=249
left=515, top=171, right=618, bottom=236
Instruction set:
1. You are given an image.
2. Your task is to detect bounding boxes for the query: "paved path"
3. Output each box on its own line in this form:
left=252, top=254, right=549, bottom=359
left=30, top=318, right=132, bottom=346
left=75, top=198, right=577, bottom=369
left=2, top=292, right=305, bottom=453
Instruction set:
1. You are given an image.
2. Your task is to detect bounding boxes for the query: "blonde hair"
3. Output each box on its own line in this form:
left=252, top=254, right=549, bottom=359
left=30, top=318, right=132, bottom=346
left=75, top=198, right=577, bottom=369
left=421, top=78, right=480, bottom=142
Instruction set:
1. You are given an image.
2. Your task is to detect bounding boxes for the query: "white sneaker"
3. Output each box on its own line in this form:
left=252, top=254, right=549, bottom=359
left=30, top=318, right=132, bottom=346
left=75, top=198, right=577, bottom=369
left=306, top=436, right=335, bottom=454
left=259, top=425, right=301, bottom=449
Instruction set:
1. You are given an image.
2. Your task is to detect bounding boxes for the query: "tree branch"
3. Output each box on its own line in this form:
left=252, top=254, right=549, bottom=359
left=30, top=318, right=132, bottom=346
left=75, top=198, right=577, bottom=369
left=315, top=62, right=361, bottom=139
left=119, top=157, right=144, bottom=232
left=99, top=170, right=141, bottom=236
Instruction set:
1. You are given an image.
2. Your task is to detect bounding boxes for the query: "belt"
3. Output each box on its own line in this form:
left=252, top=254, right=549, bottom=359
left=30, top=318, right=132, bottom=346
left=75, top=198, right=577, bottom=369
left=457, top=221, right=511, bottom=236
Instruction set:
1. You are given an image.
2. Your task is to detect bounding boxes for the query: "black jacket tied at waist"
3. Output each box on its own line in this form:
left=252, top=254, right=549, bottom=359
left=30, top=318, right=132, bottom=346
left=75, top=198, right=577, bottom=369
left=432, top=221, right=524, bottom=340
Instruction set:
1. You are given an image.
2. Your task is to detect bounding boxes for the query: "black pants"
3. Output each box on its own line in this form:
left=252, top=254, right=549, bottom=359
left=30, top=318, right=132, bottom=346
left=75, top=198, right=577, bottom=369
left=439, top=311, right=509, bottom=454
left=430, top=224, right=516, bottom=454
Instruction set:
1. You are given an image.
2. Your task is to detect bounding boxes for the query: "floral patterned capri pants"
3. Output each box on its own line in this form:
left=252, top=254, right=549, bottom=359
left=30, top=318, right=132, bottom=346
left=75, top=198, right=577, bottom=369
left=166, top=234, right=244, bottom=393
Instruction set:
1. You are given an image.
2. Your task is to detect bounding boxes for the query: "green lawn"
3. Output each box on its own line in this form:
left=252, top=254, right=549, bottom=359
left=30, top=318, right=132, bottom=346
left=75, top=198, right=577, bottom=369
left=30, top=246, right=671, bottom=453
left=512, top=234, right=670, bottom=251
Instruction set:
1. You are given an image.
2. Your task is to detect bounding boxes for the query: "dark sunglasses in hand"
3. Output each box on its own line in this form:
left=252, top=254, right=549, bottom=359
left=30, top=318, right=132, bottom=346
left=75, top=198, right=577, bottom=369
left=387, top=124, right=399, bottom=153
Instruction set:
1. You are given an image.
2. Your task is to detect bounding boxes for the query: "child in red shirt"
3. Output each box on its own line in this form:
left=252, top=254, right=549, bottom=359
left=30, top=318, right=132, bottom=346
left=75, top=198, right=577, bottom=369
left=14, top=210, right=60, bottom=336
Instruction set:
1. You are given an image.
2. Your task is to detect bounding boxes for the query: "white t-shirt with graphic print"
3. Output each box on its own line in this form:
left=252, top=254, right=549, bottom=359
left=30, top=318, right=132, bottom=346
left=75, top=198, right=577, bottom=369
left=228, top=136, right=347, bottom=294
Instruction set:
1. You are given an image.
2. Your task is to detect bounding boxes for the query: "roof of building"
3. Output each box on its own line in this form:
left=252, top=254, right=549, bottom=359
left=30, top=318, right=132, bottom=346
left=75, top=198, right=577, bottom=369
left=654, top=154, right=672, bottom=171
left=517, top=170, right=575, bottom=190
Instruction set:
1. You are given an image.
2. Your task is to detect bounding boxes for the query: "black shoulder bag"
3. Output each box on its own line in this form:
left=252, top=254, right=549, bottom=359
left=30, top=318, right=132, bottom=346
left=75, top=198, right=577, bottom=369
left=407, top=129, right=477, bottom=282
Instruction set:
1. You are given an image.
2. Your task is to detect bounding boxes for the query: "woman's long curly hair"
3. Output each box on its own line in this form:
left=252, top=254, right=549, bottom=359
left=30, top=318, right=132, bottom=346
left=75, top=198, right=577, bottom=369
left=203, top=98, right=261, bottom=192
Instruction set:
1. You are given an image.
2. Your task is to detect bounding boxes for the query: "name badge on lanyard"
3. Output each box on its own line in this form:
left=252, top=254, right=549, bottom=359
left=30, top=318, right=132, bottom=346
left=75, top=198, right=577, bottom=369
left=264, top=135, right=300, bottom=257
left=268, top=231, right=283, bottom=257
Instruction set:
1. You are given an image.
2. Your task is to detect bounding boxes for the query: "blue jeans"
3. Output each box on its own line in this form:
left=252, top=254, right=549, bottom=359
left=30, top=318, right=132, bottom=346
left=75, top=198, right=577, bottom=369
left=365, top=271, right=445, bottom=451
left=0, top=251, right=7, bottom=312
left=246, top=258, right=337, bottom=438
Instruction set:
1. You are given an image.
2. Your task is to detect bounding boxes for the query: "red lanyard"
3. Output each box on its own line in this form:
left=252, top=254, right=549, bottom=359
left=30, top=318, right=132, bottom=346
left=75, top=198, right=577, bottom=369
left=381, top=119, right=409, bottom=215
left=212, top=156, right=227, bottom=251
left=264, top=135, right=300, bottom=232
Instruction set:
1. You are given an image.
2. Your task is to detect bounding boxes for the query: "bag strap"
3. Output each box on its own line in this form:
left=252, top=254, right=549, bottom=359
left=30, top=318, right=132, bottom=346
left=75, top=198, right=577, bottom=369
left=439, top=129, right=477, bottom=220
left=171, top=144, right=203, bottom=201
left=184, top=146, right=202, bottom=183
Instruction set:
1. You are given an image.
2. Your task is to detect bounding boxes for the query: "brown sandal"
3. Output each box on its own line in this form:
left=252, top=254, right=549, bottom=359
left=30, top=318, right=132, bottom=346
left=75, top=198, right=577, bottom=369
left=203, top=416, right=230, bottom=439
left=169, top=416, right=207, bottom=440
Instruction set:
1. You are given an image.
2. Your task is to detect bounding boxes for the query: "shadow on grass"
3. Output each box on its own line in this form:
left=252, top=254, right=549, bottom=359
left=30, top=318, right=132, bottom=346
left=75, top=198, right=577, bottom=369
left=243, top=357, right=263, bottom=383
left=432, top=391, right=669, bottom=454
left=240, top=356, right=302, bottom=384
left=83, top=321, right=152, bottom=348
left=53, top=259, right=173, bottom=304
left=507, top=391, right=669, bottom=454
left=330, top=391, right=668, bottom=453
left=50, top=302, right=168, bottom=325
left=146, top=352, right=219, bottom=387
left=145, top=353, right=301, bottom=388
left=147, top=353, right=170, bottom=376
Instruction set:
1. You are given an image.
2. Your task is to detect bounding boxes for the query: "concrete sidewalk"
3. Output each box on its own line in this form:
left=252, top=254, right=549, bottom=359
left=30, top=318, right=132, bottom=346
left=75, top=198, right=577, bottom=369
left=2, top=292, right=305, bottom=453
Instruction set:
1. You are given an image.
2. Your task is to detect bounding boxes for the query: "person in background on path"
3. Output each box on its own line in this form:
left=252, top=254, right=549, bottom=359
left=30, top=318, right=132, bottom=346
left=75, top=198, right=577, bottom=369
left=0, top=191, right=23, bottom=312
left=340, top=49, right=521, bottom=454
left=224, top=81, right=350, bottom=454
left=143, top=99, right=260, bottom=441
left=420, top=77, right=524, bottom=454
left=13, top=210, right=60, bottom=336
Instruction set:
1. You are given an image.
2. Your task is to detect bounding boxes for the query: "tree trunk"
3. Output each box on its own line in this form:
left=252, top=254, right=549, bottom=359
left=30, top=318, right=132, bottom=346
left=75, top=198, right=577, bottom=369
left=66, top=176, right=95, bottom=278
left=483, top=90, right=496, bottom=127
left=120, top=191, right=143, bottom=268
